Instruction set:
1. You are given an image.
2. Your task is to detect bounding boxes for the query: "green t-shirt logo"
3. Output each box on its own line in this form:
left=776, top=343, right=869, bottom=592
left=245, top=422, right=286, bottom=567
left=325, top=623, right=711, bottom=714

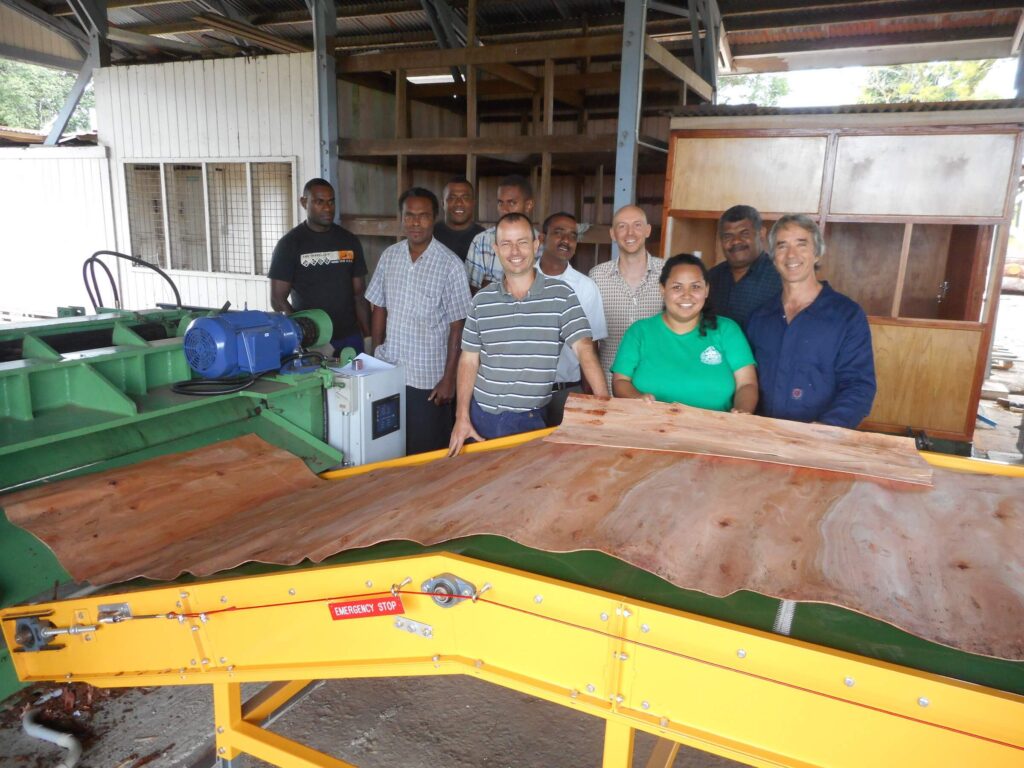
left=700, top=346, right=723, bottom=365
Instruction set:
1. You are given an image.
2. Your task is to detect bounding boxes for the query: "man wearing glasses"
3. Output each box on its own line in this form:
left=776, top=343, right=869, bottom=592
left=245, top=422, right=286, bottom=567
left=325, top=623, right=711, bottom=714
left=448, top=212, right=608, bottom=456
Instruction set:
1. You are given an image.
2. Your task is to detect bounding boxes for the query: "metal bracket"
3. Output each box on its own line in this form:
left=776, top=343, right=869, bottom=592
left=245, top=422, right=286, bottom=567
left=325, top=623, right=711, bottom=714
left=97, top=603, right=133, bottom=623
left=422, top=573, right=476, bottom=608
left=393, top=617, right=433, bottom=638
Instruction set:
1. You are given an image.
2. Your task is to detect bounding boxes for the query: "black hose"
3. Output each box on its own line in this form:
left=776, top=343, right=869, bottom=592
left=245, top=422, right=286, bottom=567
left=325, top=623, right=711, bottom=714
left=83, top=256, right=119, bottom=310
left=171, top=375, right=259, bottom=397
left=82, top=250, right=182, bottom=311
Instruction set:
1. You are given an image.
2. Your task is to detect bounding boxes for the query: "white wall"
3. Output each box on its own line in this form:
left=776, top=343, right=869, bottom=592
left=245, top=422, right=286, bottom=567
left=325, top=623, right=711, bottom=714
left=0, top=145, right=116, bottom=317
left=93, top=52, right=318, bottom=312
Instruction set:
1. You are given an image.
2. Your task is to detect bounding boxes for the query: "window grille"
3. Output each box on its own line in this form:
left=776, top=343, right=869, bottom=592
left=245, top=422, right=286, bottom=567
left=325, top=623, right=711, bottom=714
left=124, top=159, right=294, bottom=275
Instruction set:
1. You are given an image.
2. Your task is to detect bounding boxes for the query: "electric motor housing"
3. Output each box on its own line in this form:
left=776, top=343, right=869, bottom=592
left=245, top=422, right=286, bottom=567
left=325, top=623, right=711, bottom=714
left=183, top=310, right=319, bottom=378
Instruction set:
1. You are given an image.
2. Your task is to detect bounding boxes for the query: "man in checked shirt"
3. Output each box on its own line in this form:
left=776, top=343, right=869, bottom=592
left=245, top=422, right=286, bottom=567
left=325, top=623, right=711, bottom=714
left=367, top=187, right=472, bottom=455
left=588, top=205, right=666, bottom=388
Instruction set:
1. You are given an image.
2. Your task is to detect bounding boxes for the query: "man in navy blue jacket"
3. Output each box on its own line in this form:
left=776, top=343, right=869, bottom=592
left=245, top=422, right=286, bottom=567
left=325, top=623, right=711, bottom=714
left=745, top=214, right=876, bottom=429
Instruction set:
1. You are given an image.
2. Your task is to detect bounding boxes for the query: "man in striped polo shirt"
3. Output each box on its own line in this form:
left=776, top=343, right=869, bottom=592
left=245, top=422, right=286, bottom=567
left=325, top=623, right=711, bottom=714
left=448, top=213, right=609, bottom=456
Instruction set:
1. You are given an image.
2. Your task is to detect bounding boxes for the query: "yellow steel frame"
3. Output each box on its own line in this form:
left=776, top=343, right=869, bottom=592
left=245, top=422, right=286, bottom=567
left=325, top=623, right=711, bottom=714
left=3, top=553, right=1022, bottom=768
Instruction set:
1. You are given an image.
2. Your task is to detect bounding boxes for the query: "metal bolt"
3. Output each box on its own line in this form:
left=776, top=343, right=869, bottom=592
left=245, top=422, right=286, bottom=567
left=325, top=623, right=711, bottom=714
left=191, top=626, right=199, bottom=632
left=918, top=697, right=929, bottom=707
left=227, top=666, right=235, bottom=673
left=570, top=689, right=579, bottom=699
left=844, top=677, right=855, bottom=687
left=659, top=717, right=669, bottom=727
left=600, top=612, right=609, bottom=622
left=641, top=701, right=650, bottom=710
left=65, top=673, right=72, bottom=681
left=615, top=694, right=625, bottom=704
left=220, top=596, right=228, bottom=603
left=201, top=658, right=209, bottom=665
left=394, top=618, right=405, bottom=629
left=432, top=655, right=440, bottom=663
left=622, top=608, right=632, bottom=618
left=534, top=595, right=543, bottom=604
left=474, top=659, right=484, bottom=668
left=84, top=634, right=93, bottom=642
left=617, top=652, right=629, bottom=661
left=217, top=726, right=224, bottom=734
left=736, top=649, right=747, bottom=658
left=199, top=613, right=208, bottom=623
left=190, top=659, right=197, bottom=666
left=218, top=747, right=225, bottom=755
left=180, top=591, right=189, bottom=599
left=586, top=684, right=596, bottom=693
left=640, top=623, right=650, bottom=633
left=175, top=601, right=182, bottom=608
left=365, top=580, right=373, bottom=588
left=422, top=627, right=432, bottom=638
left=219, top=657, right=227, bottom=664
left=288, top=588, right=296, bottom=596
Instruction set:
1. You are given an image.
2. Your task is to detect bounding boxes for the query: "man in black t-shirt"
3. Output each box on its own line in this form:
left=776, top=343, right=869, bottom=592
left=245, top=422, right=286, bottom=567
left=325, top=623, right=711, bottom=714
left=269, top=178, right=370, bottom=353
left=432, top=177, right=484, bottom=262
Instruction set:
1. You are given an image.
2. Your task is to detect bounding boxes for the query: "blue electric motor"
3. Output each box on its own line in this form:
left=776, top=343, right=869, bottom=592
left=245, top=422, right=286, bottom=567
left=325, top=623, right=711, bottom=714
left=182, top=309, right=331, bottom=378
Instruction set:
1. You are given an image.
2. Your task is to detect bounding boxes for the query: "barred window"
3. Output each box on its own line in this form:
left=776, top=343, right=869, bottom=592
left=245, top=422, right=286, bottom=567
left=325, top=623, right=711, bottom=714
left=124, top=160, right=294, bottom=275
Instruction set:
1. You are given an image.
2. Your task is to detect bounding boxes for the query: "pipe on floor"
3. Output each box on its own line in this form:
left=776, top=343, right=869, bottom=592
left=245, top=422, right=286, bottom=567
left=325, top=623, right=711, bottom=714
left=22, top=704, right=82, bottom=768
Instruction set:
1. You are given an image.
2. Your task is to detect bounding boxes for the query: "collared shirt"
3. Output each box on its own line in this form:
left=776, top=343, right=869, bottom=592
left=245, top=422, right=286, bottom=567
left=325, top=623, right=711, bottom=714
left=745, top=282, right=876, bottom=428
left=707, top=251, right=782, bottom=328
left=462, top=273, right=592, bottom=413
left=538, top=262, right=608, bottom=383
left=588, top=252, right=665, bottom=383
left=365, top=237, right=472, bottom=390
left=465, top=225, right=539, bottom=290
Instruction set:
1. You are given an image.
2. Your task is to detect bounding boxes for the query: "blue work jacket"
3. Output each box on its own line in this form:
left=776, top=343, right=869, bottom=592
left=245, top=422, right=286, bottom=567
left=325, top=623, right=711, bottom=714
left=745, top=282, right=876, bottom=429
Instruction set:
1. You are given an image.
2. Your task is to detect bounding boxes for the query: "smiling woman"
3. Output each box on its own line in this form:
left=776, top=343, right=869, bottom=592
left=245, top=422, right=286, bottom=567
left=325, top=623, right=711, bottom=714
left=610, top=254, right=759, bottom=414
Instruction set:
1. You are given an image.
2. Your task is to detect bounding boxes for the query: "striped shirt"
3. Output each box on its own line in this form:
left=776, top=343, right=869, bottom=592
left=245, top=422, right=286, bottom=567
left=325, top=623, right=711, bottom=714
left=462, top=273, right=592, bottom=413
left=366, top=237, right=472, bottom=390
left=465, top=225, right=540, bottom=290
left=588, top=253, right=665, bottom=386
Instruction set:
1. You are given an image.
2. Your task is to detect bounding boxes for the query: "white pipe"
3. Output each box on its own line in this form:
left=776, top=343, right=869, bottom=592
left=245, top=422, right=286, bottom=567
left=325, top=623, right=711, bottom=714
left=22, top=706, right=83, bottom=768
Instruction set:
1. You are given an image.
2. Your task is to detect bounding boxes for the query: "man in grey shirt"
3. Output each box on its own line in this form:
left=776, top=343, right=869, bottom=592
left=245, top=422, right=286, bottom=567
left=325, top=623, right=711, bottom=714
left=448, top=213, right=608, bottom=456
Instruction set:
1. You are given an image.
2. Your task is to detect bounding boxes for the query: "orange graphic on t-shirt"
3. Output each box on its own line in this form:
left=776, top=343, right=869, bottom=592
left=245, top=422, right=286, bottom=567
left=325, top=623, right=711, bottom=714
left=337, top=251, right=355, bottom=262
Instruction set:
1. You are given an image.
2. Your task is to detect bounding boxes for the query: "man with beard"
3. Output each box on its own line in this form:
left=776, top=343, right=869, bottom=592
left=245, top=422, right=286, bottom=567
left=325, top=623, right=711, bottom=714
left=708, top=205, right=782, bottom=327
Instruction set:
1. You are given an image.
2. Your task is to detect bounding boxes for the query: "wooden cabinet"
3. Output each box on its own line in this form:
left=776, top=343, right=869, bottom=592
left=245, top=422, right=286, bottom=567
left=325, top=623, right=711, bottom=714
left=662, top=109, right=1024, bottom=442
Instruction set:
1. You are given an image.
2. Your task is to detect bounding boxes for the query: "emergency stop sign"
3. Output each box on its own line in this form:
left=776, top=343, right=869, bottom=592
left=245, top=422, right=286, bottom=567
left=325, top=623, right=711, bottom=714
left=328, top=596, right=405, bottom=621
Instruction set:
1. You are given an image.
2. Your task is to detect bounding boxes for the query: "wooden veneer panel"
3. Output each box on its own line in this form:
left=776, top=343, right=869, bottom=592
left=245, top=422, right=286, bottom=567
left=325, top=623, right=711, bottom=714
left=3, top=428, right=1021, bottom=659
left=548, top=397, right=933, bottom=487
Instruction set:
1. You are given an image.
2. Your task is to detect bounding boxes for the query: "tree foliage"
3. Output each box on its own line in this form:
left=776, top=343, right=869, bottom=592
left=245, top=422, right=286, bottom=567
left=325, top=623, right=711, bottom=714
left=858, top=60, right=997, bottom=104
left=0, top=59, right=95, bottom=133
left=716, top=73, right=791, bottom=106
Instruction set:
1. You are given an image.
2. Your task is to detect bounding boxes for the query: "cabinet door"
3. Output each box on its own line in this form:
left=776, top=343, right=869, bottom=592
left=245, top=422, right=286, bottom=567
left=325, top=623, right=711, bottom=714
left=831, top=133, right=1016, bottom=218
left=668, top=135, right=827, bottom=214
left=864, top=319, right=984, bottom=440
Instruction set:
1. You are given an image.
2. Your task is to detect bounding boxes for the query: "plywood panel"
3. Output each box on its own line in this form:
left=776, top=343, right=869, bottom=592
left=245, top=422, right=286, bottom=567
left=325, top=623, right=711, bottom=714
left=831, top=133, right=1016, bottom=217
left=865, top=320, right=982, bottom=435
left=665, top=216, right=719, bottom=264
left=821, top=222, right=903, bottom=317
left=548, top=396, right=932, bottom=487
left=4, top=430, right=1023, bottom=659
left=668, top=136, right=827, bottom=213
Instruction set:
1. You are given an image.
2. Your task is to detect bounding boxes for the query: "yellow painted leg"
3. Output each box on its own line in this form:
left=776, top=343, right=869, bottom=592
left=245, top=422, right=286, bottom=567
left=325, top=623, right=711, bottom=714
left=213, top=681, right=243, bottom=763
left=644, top=738, right=680, bottom=768
left=603, top=719, right=635, bottom=768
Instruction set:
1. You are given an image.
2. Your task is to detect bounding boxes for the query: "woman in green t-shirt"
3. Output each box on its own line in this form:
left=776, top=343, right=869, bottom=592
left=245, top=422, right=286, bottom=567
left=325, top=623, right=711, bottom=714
left=611, top=253, right=759, bottom=413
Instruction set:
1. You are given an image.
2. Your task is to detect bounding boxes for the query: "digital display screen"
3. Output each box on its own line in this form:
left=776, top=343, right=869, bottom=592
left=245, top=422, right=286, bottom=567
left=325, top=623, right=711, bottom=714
left=372, top=394, right=401, bottom=440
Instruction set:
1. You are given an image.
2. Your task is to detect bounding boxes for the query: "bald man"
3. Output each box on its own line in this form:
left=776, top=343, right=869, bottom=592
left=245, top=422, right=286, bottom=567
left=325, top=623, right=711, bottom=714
left=588, top=205, right=666, bottom=386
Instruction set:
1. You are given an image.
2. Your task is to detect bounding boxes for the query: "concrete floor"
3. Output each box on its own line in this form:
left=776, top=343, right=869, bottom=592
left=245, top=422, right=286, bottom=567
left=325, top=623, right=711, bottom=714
left=0, top=676, right=743, bottom=767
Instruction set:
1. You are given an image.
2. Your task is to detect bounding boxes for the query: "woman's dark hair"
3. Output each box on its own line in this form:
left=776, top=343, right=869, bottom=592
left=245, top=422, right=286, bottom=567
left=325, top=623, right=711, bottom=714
left=659, top=253, right=718, bottom=337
